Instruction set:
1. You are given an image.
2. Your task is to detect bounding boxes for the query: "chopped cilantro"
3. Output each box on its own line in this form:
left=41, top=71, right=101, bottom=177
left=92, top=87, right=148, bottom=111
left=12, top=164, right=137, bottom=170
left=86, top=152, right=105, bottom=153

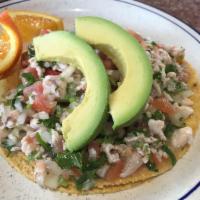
left=10, top=84, right=25, bottom=108
left=40, top=115, right=59, bottom=129
left=153, top=72, right=162, bottom=81
left=28, top=44, right=35, bottom=58
left=21, top=73, right=36, bottom=86
left=27, top=151, right=38, bottom=161
left=145, top=153, right=158, bottom=172
left=152, top=111, right=164, bottom=120
left=146, top=160, right=158, bottom=172
left=165, top=64, right=177, bottom=73
left=161, top=144, right=176, bottom=166
left=164, top=124, right=176, bottom=138
left=151, top=41, right=157, bottom=46
left=35, top=133, right=52, bottom=152
left=55, top=151, right=83, bottom=169
left=83, top=154, right=107, bottom=171
left=174, top=81, right=186, bottom=93
left=1, top=140, right=14, bottom=152
left=75, top=171, right=96, bottom=190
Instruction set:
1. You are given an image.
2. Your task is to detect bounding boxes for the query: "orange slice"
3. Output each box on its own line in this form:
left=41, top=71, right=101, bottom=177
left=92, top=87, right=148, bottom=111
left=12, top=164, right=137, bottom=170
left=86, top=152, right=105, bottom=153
left=0, top=11, right=22, bottom=75
left=8, top=10, right=64, bottom=42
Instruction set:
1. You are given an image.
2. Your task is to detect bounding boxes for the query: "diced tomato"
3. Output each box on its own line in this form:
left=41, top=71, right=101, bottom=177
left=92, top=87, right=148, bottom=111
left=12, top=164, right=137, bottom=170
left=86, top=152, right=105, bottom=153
left=151, top=97, right=176, bottom=115
left=71, top=167, right=81, bottom=177
left=32, top=95, right=55, bottom=114
left=23, top=81, right=43, bottom=97
left=21, top=51, right=29, bottom=68
left=128, top=29, right=144, bottom=44
left=23, top=66, right=39, bottom=79
left=45, top=68, right=61, bottom=76
left=152, top=153, right=161, bottom=165
left=105, top=160, right=125, bottom=181
left=88, top=140, right=101, bottom=158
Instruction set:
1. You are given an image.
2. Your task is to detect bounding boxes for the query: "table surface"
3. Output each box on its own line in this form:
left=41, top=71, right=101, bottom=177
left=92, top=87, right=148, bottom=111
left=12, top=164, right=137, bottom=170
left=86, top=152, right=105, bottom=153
left=137, top=0, right=200, bottom=33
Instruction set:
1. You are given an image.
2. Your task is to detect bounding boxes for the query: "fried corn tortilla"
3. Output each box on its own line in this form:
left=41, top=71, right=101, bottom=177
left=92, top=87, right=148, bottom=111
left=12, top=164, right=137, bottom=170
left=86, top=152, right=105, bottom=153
left=0, top=62, right=199, bottom=195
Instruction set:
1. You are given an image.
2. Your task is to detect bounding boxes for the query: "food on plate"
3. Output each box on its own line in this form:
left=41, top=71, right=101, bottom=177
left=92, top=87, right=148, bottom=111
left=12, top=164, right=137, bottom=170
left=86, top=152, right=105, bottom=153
left=33, top=31, right=110, bottom=151
left=0, top=10, right=200, bottom=195
left=76, top=16, right=153, bottom=129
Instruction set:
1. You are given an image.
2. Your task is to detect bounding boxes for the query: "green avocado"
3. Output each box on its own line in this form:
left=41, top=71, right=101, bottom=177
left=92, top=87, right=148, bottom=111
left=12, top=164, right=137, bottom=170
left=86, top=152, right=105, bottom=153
left=33, top=31, right=110, bottom=152
left=76, top=16, right=153, bottom=129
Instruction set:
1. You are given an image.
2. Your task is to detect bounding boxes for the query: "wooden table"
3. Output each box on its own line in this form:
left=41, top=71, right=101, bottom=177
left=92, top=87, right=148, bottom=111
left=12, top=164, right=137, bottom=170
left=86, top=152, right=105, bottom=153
left=137, top=0, right=200, bottom=32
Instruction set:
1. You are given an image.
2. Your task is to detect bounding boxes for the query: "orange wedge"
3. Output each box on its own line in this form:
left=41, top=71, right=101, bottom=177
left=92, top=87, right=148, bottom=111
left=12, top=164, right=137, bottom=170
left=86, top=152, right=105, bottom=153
left=0, top=11, right=22, bottom=75
left=8, top=10, right=64, bottom=42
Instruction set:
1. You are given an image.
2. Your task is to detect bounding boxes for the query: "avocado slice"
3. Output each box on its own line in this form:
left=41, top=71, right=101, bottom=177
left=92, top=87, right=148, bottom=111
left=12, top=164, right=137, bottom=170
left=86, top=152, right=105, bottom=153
left=33, top=31, right=110, bottom=152
left=76, top=17, right=153, bottom=129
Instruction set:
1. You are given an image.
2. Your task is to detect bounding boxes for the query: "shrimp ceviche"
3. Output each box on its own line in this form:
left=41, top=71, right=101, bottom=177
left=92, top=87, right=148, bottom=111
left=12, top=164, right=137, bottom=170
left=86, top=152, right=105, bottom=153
left=0, top=10, right=199, bottom=194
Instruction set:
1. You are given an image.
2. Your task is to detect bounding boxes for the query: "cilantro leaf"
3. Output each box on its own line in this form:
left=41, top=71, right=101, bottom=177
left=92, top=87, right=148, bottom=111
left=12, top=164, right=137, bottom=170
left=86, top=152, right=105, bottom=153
left=35, top=133, right=52, bottom=152
left=161, top=144, right=176, bottom=166
left=164, top=124, right=177, bottom=138
left=40, top=115, right=59, bottom=129
left=55, top=151, right=83, bottom=169
left=153, top=72, right=162, bottom=81
left=21, top=73, right=36, bottom=86
left=165, top=64, right=177, bottom=73
left=75, top=171, right=96, bottom=190
left=152, top=110, right=164, bottom=120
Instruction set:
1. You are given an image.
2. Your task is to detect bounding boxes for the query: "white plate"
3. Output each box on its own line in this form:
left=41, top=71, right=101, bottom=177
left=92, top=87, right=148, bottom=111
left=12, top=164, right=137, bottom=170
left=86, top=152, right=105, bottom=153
left=0, top=0, right=200, bottom=199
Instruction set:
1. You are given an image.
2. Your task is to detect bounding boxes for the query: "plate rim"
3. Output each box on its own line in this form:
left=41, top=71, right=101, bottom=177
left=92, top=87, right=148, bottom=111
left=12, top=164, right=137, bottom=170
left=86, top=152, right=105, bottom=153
left=0, top=0, right=200, bottom=199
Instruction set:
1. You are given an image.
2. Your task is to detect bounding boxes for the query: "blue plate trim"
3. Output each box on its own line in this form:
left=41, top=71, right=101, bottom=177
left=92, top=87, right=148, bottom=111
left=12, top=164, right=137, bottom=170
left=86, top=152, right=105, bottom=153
left=0, top=0, right=30, bottom=9
left=0, top=0, right=200, bottom=199
left=179, top=181, right=200, bottom=200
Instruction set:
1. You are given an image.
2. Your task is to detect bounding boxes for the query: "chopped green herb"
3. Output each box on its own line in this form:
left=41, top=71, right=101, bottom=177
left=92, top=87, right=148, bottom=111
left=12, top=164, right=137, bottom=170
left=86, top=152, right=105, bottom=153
left=35, top=133, right=52, bottom=152
left=175, top=81, right=186, bottom=93
left=10, top=84, right=25, bottom=108
left=146, top=160, right=158, bottom=172
left=145, top=153, right=158, bottom=172
left=40, top=115, right=59, bottom=129
left=83, top=154, right=107, bottom=171
left=55, top=151, right=83, bottom=169
left=161, top=144, right=176, bottom=166
left=75, top=171, right=95, bottom=190
left=1, top=140, right=14, bottom=152
left=165, top=64, right=177, bottom=74
left=21, top=73, right=36, bottom=85
left=57, top=99, right=69, bottom=107
left=153, top=72, right=162, bottom=81
left=58, top=176, right=68, bottom=187
left=152, top=111, right=164, bottom=120
left=151, top=41, right=157, bottom=46
left=164, top=124, right=176, bottom=138
left=28, top=44, right=35, bottom=58
left=37, top=61, right=57, bottom=68
left=27, top=151, right=38, bottom=161
left=132, top=140, right=144, bottom=149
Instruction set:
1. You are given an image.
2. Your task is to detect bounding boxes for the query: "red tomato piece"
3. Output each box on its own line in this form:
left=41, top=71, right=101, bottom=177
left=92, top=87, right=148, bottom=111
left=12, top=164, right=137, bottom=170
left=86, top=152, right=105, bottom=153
left=32, top=94, right=55, bottom=114
left=45, top=68, right=61, bottom=76
left=151, top=97, right=176, bottom=115
left=105, top=160, right=125, bottom=181
left=23, top=81, right=43, bottom=97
